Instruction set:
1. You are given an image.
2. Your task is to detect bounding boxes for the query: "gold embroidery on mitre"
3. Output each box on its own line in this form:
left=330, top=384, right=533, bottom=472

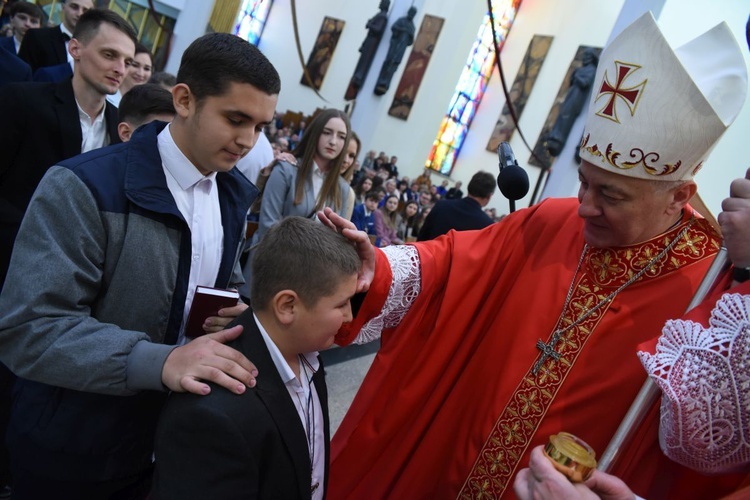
left=579, top=134, right=685, bottom=178
left=458, top=218, right=719, bottom=499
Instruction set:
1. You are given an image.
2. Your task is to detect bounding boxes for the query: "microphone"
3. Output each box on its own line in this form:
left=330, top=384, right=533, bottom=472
left=496, top=142, right=529, bottom=213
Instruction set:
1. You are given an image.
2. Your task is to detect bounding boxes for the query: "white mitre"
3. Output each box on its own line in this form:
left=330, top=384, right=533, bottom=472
left=579, top=12, right=747, bottom=181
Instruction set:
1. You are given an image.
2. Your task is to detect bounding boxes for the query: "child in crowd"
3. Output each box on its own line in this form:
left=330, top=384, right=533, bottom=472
left=152, top=216, right=360, bottom=499
left=351, top=191, right=379, bottom=235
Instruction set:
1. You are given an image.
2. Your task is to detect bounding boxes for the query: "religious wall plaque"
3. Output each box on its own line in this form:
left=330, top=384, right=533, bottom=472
left=388, top=14, right=444, bottom=120
left=301, top=17, right=346, bottom=91
left=486, top=34, right=553, bottom=151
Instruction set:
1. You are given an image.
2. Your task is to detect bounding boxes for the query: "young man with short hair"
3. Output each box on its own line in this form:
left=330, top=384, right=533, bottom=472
left=0, top=31, right=280, bottom=499
left=0, top=1, right=42, bottom=55
left=0, top=8, right=135, bottom=289
left=152, top=216, right=360, bottom=499
left=417, top=170, right=496, bottom=241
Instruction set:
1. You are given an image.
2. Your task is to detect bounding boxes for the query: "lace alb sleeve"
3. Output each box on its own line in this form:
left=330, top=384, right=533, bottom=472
left=638, top=292, right=750, bottom=474
left=351, top=245, right=421, bottom=345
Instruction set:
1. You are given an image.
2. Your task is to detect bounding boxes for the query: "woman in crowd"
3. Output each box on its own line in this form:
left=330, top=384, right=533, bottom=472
left=341, top=132, right=361, bottom=219
left=252, top=108, right=353, bottom=247
left=353, top=175, right=373, bottom=207
left=396, top=200, right=419, bottom=241
left=120, top=42, right=153, bottom=96
left=374, top=194, right=403, bottom=246
left=412, top=204, right=432, bottom=238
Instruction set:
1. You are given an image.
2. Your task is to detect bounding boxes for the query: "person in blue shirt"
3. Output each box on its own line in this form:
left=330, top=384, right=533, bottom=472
left=351, top=191, right=379, bottom=234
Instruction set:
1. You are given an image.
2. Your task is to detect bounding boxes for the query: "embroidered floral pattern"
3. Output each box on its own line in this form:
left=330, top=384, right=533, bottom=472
left=353, top=246, right=421, bottom=345
left=580, top=133, right=683, bottom=177
left=638, top=292, right=750, bottom=474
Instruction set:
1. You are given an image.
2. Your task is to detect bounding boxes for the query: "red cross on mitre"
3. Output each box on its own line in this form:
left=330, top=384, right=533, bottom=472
left=595, top=61, right=647, bottom=123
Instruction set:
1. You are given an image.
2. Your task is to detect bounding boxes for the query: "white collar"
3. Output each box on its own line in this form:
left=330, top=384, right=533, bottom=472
left=254, top=312, right=320, bottom=385
left=60, top=23, right=73, bottom=39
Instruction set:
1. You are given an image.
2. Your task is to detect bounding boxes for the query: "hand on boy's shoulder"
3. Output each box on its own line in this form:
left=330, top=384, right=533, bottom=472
left=161, top=325, right=258, bottom=396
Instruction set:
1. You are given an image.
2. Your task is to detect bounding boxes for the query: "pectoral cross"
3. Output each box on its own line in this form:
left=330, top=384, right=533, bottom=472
left=532, top=338, right=561, bottom=375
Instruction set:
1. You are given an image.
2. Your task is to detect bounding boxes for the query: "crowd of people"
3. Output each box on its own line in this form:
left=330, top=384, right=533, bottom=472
left=0, top=2, right=748, bottom=500
left=254, top=113, right=491, bottom=250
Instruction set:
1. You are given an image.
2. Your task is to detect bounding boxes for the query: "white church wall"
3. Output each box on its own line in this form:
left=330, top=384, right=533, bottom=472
left=657, top=0, right=750, bottom=217
left=463, top=0, right=625, bottom=215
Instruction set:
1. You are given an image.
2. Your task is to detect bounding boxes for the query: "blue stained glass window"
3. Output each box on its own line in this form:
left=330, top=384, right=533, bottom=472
left=425, top=0, right=522, bottom=175
left=234, top=0, right=273, bottom=46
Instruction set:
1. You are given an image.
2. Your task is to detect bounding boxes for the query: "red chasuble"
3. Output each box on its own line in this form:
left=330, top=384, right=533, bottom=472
left=330, top=198, right=744, bottom=499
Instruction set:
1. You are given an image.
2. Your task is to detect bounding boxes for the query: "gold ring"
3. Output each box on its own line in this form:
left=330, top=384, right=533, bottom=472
left=543, top=432, right=597, bottom=483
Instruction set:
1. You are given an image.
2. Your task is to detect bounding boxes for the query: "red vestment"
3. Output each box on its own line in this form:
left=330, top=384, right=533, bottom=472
left=330, top=198, right=745, bottom=499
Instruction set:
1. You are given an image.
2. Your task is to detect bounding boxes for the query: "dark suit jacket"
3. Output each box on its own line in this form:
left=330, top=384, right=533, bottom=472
left=351, top=204, right=376, bottom=234
left=0, top=37, right=17, bottom=55
left=152, top=311, right=331, bottom=500
left=33, top=61, right=72, bottom=82
left=0, top=47, right=31, bottom=88
left=0, top=78, right=120, bottom=286
left=18, top=26, right=67, bottom=72
left=445, top=187, right=464, bottom=199
left=417, top=196, right=494, bottom=241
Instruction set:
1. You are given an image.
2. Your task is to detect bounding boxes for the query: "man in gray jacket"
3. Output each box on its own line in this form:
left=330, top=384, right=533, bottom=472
left=0, top=32, right=279, bottom=499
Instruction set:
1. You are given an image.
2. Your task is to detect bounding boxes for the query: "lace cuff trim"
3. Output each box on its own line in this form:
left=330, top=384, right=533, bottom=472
left=352, top=246, right=421, bottom=345
left=638, top=292, right=750, bottom=474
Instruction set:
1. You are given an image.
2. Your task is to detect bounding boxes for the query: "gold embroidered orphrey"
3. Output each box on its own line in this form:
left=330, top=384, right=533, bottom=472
left=458, top=217, right=720, bottom=499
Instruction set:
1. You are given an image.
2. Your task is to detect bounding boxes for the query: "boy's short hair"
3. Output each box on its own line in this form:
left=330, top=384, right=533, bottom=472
left=73, top=8, right=137, bottom=46
left=118, top=83, right=175, bottom=127
left=149, top=71, right=177, bottom=88
left=177, top=33, right=280, bottom=103
left=365, top=192, right=381, bottom=202
left=251, top=217, right=359, bottom=311
left=9, top=1, right=43, bottom=21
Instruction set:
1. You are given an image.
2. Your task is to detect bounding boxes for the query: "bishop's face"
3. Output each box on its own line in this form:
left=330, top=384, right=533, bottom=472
left=576, top=160, right=689, bottom=248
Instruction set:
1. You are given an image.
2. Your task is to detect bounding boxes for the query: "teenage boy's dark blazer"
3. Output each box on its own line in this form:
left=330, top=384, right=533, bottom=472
left=152, top=309, right=331, bottom=500
left=0, top=76, right=119, bottom=287
left=18, top=26, right=68, bottom=72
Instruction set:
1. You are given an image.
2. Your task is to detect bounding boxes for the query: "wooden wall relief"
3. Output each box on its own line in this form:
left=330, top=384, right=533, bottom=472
left=486, top=34, right=553, bottom=152
left=387, top=14, right=444, bottom=120
left=301, top=17, right=346, bottom=90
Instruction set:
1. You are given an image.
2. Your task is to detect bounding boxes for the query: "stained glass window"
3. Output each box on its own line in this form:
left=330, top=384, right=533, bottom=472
left=234, top=0, right=274, bottom=46
left=425, top=0, right=522, bottom=175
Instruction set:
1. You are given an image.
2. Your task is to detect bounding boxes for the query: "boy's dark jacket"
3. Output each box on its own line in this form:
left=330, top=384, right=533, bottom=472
left=152, top=308, right=330, bottom=499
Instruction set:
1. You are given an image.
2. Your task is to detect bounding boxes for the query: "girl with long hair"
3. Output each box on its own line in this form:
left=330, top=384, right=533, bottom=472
left=341, top=132, right=361, bottom=219
left=353, top=176, right=373, bottom=206
left=373, top=194, right=403, bottom=246
left=396, top=200, right=419, bottom=241
left=252, top=108, right=353, bottom=246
